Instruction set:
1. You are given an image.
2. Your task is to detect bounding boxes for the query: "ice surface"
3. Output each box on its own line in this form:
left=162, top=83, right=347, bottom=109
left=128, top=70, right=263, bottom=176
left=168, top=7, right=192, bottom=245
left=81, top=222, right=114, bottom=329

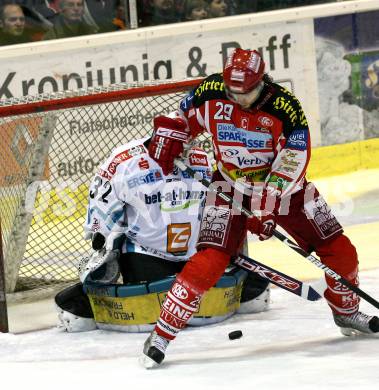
left=2, top=171, right=378, bottom=389
left=1, top=269, right=378, bottom=390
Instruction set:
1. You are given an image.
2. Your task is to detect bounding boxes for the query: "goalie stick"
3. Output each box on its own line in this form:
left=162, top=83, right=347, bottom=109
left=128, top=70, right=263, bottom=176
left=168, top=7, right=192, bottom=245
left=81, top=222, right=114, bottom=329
left=235, top=253, right=324, bottom=301
left=175, top=158, right=379, bottom=310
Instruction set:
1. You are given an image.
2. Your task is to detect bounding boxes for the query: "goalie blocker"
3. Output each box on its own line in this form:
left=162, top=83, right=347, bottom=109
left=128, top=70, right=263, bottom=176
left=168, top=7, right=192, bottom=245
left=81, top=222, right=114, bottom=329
left=55, top=250, right=270, bottom=333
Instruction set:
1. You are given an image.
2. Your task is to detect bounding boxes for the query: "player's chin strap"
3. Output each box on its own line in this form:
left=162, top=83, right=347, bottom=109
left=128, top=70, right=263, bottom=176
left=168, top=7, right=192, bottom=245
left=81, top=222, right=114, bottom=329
left=174, top=157, right=379, bottom=310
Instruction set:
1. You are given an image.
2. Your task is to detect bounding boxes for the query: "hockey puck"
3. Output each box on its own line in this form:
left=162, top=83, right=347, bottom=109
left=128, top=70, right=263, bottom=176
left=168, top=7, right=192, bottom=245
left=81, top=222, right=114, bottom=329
left=228, top=330, right=243, bottom=340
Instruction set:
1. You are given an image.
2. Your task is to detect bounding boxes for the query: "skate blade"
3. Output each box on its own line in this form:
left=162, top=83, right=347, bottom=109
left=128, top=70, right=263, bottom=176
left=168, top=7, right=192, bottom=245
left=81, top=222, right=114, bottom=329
left=139, top=354, right=161, bottom=369
left=339, top=327, right=365, bottom=337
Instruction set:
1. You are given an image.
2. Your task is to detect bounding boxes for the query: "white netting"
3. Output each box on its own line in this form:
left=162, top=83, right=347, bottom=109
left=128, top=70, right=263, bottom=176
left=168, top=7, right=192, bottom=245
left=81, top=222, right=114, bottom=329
left=0, top=79, right=210, bottom=294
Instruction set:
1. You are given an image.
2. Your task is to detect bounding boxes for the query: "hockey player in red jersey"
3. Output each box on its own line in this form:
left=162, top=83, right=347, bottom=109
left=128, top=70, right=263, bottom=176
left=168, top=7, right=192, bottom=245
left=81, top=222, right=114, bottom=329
left=141, top=48, right=379, bottom=368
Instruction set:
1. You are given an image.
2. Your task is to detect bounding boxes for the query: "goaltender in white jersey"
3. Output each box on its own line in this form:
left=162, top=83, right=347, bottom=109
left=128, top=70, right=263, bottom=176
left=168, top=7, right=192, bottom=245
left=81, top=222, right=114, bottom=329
left=55, top=130, right=270, bottom=333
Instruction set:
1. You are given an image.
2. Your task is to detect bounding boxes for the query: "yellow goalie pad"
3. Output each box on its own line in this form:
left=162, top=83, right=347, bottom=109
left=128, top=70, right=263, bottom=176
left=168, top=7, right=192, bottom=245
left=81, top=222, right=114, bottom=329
left=85, top=270, right=246, bottom=327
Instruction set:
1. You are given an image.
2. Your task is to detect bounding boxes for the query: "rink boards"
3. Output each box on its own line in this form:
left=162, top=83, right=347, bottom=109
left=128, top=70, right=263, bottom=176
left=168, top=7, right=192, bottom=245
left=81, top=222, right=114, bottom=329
left=2, top=140, right=379, bottom=285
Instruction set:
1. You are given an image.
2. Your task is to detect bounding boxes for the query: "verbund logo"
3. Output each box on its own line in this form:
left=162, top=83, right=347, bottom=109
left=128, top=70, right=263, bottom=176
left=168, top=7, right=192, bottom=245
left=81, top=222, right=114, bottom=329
left=189, top=153, right=208, bottom=167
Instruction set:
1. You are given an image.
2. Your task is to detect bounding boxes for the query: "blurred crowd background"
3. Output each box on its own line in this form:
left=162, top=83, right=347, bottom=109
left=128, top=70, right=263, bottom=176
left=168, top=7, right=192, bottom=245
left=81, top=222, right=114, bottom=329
left=0, top=1, right=351, bottom=46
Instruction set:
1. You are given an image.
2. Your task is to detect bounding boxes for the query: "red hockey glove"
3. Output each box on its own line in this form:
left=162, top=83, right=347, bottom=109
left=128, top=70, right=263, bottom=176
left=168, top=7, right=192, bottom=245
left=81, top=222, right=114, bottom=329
left=246, top=186, right=279, bottom=241
left=246, top=213, right=277, bottom=241
left=148, top=115, right=188, bottom=175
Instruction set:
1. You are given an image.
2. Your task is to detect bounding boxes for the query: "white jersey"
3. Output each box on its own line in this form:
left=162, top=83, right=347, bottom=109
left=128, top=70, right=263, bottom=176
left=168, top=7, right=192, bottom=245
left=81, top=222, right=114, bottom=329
left=84, top=137, right=212, bottom=261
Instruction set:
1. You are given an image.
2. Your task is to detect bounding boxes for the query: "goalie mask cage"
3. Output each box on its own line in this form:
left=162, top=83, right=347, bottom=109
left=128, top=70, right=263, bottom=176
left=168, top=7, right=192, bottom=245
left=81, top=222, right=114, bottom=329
left=0, top=79, right=206, bottom=298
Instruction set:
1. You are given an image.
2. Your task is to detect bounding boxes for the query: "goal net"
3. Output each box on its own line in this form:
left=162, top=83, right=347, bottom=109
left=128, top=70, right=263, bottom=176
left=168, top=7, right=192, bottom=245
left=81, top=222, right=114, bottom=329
left=0, top=79, right=207, bottom=297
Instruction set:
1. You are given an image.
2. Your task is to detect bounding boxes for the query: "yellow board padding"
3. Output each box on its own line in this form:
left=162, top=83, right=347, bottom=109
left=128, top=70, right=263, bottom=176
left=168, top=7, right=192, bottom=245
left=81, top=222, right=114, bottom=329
left=307, top=138, right=379, bottom=180
left=248, top=220, right=379, bottom=282
left=309, top=168, right=379, bottom=205
left=88, top=282, right=243, bottom=326
left=2, top=139, right=377, bottom=231
left=31, top=182, right=89, bottom=224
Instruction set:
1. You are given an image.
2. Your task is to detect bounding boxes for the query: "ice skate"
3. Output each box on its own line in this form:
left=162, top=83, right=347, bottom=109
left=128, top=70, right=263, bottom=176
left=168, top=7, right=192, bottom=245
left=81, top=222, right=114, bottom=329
left=333, top=311, right=379, bottom=336
left=139, top=330, right=170, bottom=369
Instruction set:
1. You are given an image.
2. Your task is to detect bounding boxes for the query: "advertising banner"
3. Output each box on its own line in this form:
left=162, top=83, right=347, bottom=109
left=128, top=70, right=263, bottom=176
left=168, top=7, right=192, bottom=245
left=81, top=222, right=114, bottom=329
left=0, top=117, right=45, bottom=187
left=0, top=19, right=320, bottom=146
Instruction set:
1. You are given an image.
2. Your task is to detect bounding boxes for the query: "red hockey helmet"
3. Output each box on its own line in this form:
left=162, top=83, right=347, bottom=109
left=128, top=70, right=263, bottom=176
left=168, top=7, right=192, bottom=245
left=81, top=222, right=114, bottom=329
left=223, top=48, right=265, bottom=108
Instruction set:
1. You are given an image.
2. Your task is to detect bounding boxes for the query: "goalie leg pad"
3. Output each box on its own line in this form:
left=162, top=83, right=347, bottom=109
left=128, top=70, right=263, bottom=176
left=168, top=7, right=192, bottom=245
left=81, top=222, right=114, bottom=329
left=55, top=283, right=97, bottom=332
left=237, top=270, right=271, bottom=313
left=240, top=270, right=270, bottom=302
left=56, top=305, right=97, bottom=333
left=55, top=282, right=94, bottom=317
left=85, top=268, right=246, bottom=332
left=237, top=285, right=270, bottom=314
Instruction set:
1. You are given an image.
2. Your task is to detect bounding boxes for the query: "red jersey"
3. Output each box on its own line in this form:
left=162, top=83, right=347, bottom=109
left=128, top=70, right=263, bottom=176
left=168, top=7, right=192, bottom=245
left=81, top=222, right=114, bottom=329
left=178, top=73, right=311, bottom=198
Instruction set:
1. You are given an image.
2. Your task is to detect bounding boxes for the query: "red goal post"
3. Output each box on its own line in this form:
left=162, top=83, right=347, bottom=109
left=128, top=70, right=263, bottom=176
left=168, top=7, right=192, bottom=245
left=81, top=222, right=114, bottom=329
left=0, top=79, right=205, bottom=298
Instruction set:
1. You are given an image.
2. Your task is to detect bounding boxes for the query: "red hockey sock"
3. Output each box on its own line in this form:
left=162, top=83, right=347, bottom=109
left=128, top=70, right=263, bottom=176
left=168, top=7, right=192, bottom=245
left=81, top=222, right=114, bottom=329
left=154, top=275, right=204, bottom=340
left=180, top=248, right=231, bottom=291
left=316, top=235, right=360, bottom=315
left=154, top=248, right=231, bottom=340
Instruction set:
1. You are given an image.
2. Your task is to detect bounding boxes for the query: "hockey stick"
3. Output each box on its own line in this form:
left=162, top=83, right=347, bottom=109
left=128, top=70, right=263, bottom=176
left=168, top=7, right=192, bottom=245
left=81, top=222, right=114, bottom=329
left=175, top=158, right=379, bottom=310
left=235, top=253, right=324, bottom=301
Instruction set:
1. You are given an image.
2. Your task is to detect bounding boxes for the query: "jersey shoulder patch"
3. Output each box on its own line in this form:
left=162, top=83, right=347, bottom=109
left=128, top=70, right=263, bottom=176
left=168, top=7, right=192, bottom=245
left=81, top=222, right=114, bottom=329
left=263, top=84, right=308, bottom=137
left=180, top=89, right=195, bottom=112
left=192, top=73, right=227, bottom=107
left=187, top=148, right=210, bottom=168
left=102, top=142, right=147, bottom=178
